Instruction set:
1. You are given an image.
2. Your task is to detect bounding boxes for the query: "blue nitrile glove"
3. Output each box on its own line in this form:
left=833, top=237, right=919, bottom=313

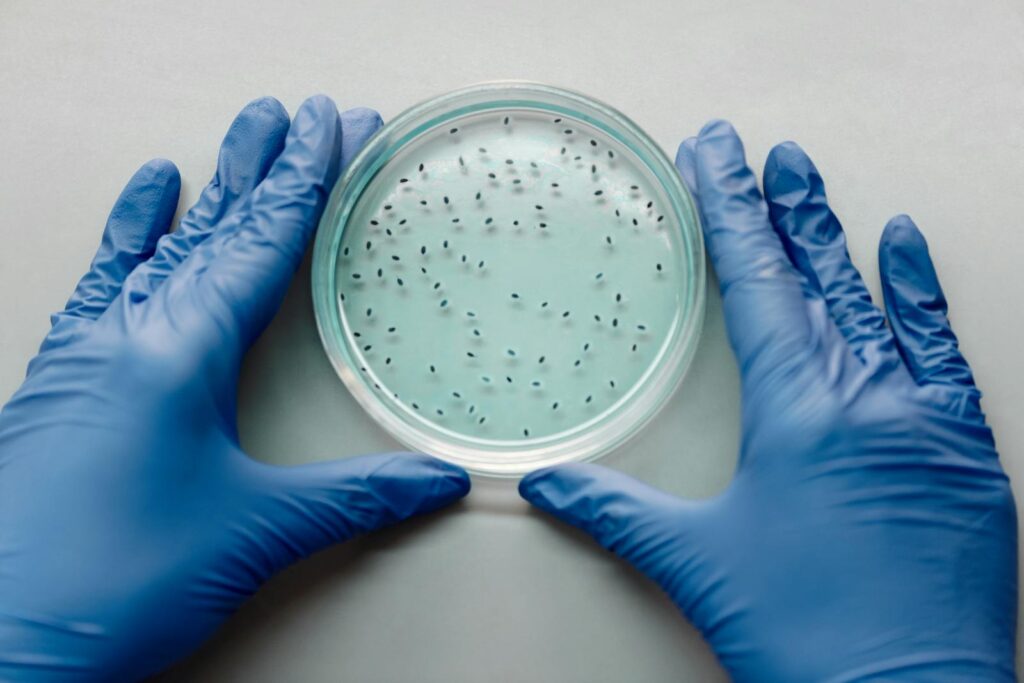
left=0, top=96, right=470, bottom=681
left=520, top=120, right=1017, bottom=681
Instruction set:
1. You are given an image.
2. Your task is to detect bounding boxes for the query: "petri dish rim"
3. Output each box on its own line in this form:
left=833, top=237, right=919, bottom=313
left=313, top=81, right=705, bottom=477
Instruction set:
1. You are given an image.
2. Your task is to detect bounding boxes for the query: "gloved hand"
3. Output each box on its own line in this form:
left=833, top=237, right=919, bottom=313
left=520, top=120, right=1017, bottom=681
left=0, top=96, right=470, bottom=681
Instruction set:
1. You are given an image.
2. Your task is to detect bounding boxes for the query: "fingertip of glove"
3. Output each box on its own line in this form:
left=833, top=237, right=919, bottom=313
left=881, top=214, right=926, bottom=253
left=339, top=108, right=384, bottom=162
left=138, top=157, right=181, bottom=186
left=763, top=141, right=817, bottom=203
left=298, top=94, right=340, bottom=121
left=674, top=136, right=697, bottom=166
left=341, top=107, right=384, bottom=131
left=423, top=454, right=472, bottom=499
left=379, top=452, right=472, bottom=501
left=883, top=213, right=920, bottom=239
left=764, top=141, right=810, bottom=176
left=518, top=467, right=547, bottom=501
left=244, top=96, right=289, bottom=124
left=880, top=214, right=929, bottom=272
left=698, top=118, right=737, bottom=141
left=519, top=463, right=594, bottom=506
left=695, top=120, right=751, bottom=174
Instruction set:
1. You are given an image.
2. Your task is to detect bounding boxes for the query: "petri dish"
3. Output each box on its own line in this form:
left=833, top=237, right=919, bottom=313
left=313, top=82, right=704, bottom=477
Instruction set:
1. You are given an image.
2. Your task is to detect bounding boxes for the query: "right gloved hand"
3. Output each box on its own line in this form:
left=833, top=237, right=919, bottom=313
left=520, top=120, right=1017, bottom=682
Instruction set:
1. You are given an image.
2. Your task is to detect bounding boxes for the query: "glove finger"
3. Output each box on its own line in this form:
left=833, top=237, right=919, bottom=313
left=339, top=106, right=384, bottom=170
left=160, top=95, right=344, bottom=350
left=674, top=136, right=712, bottom=251
left=245, top=453, right=470, bottom=575
left=520, top=464, right=705, bottom=600
left=694, top=121, right=827, bottom=383
left=42, top=159, right=180, bottom=349
left=674, top=136, right=699, bottom=202
left=118, top=97, right=290, bottom=305
left=879, top=215, right=978, bottom=392
left=763, top=142, right=901, bottom=373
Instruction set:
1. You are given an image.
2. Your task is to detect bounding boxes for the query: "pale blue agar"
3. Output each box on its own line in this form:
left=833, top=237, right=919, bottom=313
left=313, top=82, right=705, bottom=476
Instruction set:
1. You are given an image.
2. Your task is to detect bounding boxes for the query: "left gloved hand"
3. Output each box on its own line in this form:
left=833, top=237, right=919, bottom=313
left=0, top=96, right=470, bottom=681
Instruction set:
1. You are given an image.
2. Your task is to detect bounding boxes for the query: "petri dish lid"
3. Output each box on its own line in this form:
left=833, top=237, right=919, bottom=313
left=313, top=82, right=705, bottom=477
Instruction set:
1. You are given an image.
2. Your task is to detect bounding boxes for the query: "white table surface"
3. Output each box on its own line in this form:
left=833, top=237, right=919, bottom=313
left=1, top=1, right=1022, bottom=680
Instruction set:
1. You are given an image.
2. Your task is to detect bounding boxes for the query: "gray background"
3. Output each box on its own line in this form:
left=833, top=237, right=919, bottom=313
left=1, top=1, right=1022, bottom=680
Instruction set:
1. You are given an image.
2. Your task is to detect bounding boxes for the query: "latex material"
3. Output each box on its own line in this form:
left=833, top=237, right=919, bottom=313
left=0, top=96, right=470, bottom=681
left=521, top=121, right=1017, bottom=681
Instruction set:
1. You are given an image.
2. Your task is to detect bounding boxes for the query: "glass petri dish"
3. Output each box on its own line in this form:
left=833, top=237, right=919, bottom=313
left=313, top=82, right=704, bottom=477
